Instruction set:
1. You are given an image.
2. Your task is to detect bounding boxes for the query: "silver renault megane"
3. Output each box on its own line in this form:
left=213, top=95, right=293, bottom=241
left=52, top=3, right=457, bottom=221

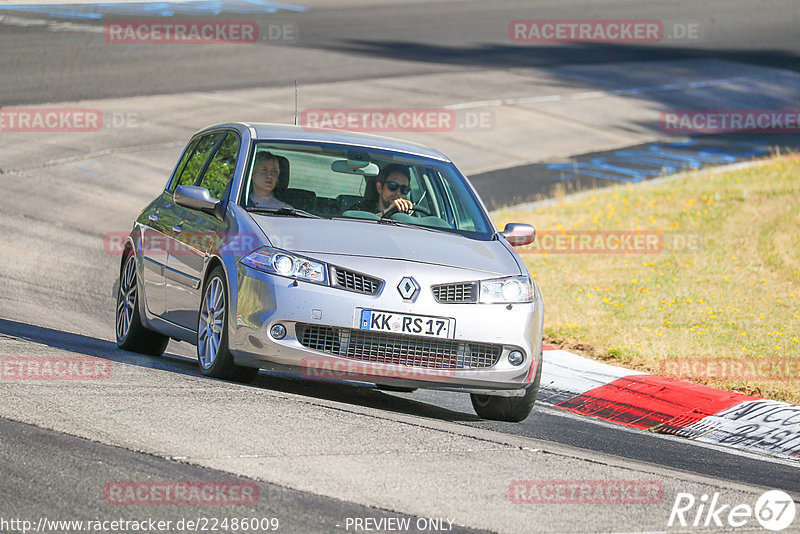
left=115, top=123, right=543, bottom=421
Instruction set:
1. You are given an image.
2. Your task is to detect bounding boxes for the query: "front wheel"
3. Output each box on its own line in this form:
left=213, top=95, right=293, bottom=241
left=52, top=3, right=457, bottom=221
left=116, top=252, right=169, bottom=356
left=197, top=266, right=259, bottom=383
left=470, top=356, right=542, bottom=422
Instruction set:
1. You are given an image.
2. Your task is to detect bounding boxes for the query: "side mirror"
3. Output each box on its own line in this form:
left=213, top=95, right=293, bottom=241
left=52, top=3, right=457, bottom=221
left=174, top=185, right=223, bottom=220
left=501, top=223, right=535, bottom=247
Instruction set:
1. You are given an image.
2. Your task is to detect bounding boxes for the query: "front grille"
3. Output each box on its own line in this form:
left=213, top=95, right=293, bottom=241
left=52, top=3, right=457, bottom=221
left=331, top=267, right=382, bottom=295
left=296, top=323, right=501, bottom=369
left=432, top=282, right=477, bottom=303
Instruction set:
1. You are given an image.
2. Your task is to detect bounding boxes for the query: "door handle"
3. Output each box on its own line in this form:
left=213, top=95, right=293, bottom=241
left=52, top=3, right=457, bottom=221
left=148, top=213, right=159, bottom=223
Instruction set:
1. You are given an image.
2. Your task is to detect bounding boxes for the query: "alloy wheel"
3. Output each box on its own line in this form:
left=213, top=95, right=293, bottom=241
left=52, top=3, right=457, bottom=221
left=116, top=255, right=137, bottom=341
left=198, top=277, right=225, bottom=369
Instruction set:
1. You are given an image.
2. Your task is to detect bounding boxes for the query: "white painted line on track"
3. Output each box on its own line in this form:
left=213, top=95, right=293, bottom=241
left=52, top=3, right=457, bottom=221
left=447, top=77, right=750, bottom=110
left=0, top=13, right=102, bottom=32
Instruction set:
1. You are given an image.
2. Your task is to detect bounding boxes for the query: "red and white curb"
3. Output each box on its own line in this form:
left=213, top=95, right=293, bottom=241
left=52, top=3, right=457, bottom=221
left=539, top=345, right=800, bottom=461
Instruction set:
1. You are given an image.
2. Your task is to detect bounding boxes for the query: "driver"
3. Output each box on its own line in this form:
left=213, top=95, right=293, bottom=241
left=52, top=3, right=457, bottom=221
left=372, top=164, right=413, bottom=217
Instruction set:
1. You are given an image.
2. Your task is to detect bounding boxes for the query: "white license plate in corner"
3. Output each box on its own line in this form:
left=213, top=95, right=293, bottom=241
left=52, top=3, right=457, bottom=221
left=358, top=309, right=453, bottom=339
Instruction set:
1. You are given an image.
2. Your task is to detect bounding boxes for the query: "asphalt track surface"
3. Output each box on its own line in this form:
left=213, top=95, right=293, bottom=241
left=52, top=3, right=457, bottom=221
left=1, top=416, right=486, bottom=534
left=2, top=1, right=800, bottom=532
left=2, top=0, right=800, bottom=104
left=4, top=314, right=798, bottom=495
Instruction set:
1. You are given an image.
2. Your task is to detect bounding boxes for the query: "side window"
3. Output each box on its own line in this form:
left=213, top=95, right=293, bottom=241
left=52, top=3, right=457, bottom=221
left=199, top=133, right=240, bottom=199
left=168, top=138, right=200, bottom=191
left=419, top=170, right=447, bottom=218
left=436, top=170, right=484, bottom=232
left=170, top=132, right=224, bottom=192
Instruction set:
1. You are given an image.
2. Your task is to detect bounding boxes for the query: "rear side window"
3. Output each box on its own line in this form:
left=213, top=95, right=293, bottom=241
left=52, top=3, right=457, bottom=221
left=168, top=137, right=199, bottom=191
left=170, top=132, right=224, bottom=191
left=199, top=133, right=240, bottom=199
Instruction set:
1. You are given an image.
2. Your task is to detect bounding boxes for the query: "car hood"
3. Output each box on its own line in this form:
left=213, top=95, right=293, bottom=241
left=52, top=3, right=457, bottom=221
left=251, top=216, right=520, bottom=275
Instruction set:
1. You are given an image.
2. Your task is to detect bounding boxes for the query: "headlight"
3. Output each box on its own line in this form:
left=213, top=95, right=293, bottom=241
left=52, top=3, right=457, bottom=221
left=479, top=275, right=533, bottom=303
left=241, top=246, right=327, bottom=284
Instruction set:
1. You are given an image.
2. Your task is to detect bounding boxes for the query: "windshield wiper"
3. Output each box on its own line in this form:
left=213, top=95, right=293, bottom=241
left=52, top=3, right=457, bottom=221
left=246, top=206, right=321, bottom=219
left=375, top=217, right=444, bottom=234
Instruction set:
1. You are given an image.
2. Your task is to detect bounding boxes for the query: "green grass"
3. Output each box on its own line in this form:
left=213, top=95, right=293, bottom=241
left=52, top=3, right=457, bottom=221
left=494, top=154, right=800, bottom=403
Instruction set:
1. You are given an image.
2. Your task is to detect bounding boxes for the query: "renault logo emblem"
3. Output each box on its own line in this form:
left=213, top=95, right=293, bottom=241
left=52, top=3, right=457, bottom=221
left=397, top=276, right=419, bottom=300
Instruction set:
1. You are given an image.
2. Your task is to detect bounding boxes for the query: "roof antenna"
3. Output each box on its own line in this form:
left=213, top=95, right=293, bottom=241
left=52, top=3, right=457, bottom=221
left=294, top=80, right=298, bottom=126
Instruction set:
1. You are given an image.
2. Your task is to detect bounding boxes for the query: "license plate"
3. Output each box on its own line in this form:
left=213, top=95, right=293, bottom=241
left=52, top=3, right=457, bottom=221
left=359, top=309, right=453, bottom=339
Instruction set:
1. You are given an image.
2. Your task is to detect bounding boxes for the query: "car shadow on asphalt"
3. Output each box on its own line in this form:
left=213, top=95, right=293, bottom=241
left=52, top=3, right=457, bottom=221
left=250, top=371, right=483, bottom=423
left=0, top=317, right=481, bottom=423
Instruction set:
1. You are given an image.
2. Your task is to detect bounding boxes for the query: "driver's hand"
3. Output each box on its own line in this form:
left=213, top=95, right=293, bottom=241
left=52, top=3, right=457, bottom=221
left=394, top=198, right=413, bottom=213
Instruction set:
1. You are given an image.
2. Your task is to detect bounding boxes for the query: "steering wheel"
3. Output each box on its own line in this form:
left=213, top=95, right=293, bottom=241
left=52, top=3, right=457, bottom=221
left=381, top=203, right=431, bottom=218
left=410, top=204, right=431, bottom=216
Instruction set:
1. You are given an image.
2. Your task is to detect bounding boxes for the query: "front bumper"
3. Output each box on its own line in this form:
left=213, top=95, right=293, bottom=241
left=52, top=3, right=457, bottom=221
left=228, top=258, right=544, bottom=394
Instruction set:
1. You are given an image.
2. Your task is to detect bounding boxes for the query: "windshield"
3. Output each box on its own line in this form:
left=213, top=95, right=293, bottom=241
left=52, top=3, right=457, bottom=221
left=239, top=141, right=494, bottom=239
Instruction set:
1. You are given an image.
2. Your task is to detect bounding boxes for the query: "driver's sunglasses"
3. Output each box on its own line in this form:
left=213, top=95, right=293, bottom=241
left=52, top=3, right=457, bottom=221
left=386, top=181, right=410, bottom=194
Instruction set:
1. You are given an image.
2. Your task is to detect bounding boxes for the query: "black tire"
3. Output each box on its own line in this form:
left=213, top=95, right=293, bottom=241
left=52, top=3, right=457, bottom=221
left=197, top=266, right=259, bottom=384
left=470, top=355, right=542, bottom=422
left=116, top=252, right=170, bottom=356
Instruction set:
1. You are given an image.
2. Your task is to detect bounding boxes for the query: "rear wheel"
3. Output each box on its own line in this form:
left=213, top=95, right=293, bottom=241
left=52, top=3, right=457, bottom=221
left=197, top=266, right=259, bottom=383
left=470, top=355, right=542, bottom=422
left=116, top=252, right=169, bottom=356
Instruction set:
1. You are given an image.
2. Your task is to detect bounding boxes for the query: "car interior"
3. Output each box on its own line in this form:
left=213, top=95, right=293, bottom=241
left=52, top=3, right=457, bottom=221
left=237, top=144, right=496, bottom=239
left=241, top=148, right=450, bottom=227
